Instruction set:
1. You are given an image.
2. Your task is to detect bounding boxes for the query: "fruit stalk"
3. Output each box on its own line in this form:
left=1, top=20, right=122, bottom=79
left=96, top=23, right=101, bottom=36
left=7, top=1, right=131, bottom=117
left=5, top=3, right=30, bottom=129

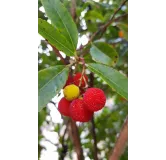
left=78, top=57, right=87, bottom=87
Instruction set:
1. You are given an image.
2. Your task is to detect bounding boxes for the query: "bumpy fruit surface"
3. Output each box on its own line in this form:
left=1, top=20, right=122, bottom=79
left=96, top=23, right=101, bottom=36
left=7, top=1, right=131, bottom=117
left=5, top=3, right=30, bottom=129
left=83, top=88, right=106, bottom=112
left=73, top=72, right=88, bottom=87
left=63, top=84, right=80, bottom=101
left=63, top=75, right=73, bottom=88
left=70, top=99, right=93, bottom=122
left=58, top=97, right=71, bottom=117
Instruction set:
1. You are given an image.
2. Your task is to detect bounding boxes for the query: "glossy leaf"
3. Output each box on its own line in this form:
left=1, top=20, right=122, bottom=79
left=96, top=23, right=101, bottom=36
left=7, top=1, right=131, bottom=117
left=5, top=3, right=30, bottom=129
left=38, top=18, right=74, bottom=56
left=41, top=0, right=78, bottom=52
left=85, top=10, right=104, bottom=22
left=87, top=63, right=128, bottom=99
left=38, top=65, right=69, bottom=112
left=90, top=42, right=118, bottom=66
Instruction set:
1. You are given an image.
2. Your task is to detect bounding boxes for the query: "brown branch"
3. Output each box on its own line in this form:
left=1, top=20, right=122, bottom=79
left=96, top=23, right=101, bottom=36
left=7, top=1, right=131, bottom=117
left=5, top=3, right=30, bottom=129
left=76, top=0, right=127, bottom=58
left=109, top=116, right=128, bottom=160
left=70, top=0, right=76, bottom=21
left=100, top=0, right=128, bottom=36
left=91, top=116, right=98, bottom=160
left=51, top=45, right=67, bottom=65
left=60, top=123, right=69, bottom=160
left=114, top=13, right=128, bottom=22
left=44, top=40, right=68, bottom=65
left=68, top=119, right=84, bottom=160
left=83, top=0, right=128, bottom=47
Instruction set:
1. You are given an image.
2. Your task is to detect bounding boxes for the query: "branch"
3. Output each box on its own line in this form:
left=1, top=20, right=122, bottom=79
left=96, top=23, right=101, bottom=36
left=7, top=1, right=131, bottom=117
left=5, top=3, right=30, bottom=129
left=49, top=100, right=56, bottom=106
left=60, top=123, right=69, bottom=160
left=109, top=116, right=128, bottom=160
left=68, top=119, right=84, bottom=160
left=114, top=13, right=128, bottom=22
left=87, top=0, right=128, bottom=45
left=51, top=45, right=67, bottom=65
left=100, top=0, right=128, bottom=36
left=44, top=40, right=68, bottom=65
left=91, top=116, right=98, bottom=160
left=70, top=0, right=76, bottom=21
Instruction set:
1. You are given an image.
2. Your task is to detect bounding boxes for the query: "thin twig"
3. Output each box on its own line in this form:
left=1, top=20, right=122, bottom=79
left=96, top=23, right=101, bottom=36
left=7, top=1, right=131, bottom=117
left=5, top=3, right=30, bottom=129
left=109, top=116, right=128, bottom=160
left=91, top=116, right=98, bottom=160
left=45, top=40, right=67, bottom=65
left=114, top=13, right=128, bottom=22
left=49, top=101, right=56, bottom=106
left=60, top=123, right=69, bottom=160
left=79, top=0, right=128, bottom=50
left=78, top=58, right=87, bottom=87
left=100, top=0, right=128, bottom=37
left=51, top=45, right=67, bottom=65
left=70, top=0, right=76, bottom=21
left=45, top=139, right=58, bottom=146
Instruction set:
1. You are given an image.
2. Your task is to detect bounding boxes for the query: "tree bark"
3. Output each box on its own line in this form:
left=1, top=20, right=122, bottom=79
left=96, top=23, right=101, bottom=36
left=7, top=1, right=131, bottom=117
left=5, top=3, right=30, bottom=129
left=68, top=119, right=84, bottom=160
left=109, top=117, right=128, bottom=160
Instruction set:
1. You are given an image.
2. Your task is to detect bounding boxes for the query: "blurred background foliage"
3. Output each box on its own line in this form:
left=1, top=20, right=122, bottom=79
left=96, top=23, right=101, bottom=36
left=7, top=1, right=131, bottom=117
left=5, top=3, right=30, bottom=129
left=38, top=0, right=128, bottom=159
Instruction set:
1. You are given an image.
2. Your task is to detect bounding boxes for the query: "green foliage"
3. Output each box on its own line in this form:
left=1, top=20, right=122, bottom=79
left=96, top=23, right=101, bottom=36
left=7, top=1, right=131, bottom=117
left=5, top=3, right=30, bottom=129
left=38, top=0, right=128, bottom=159
left=38, top=65, right=69, bottom=111
left=90, top=42, right=118, bottom=66
left=88, top=63, right=128, bottom=100
left=38, top=18, right=76, bottom=56
left=41, top=0, right=78, bottom=52
left=118, top=23, right=128, bottom=39
left=85, top=10, right=104, bottom=22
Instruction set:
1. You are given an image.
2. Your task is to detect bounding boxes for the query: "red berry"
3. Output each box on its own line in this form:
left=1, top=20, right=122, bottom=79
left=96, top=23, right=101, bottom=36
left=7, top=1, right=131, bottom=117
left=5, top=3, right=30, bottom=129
left=83, top=88, right=106, bottom=112
left=63, top=75, right=73, bottom=88
left=70, top=99, right=93, bottom=122
left=58, top=97, right=71, bottom=117
left=73, top=72, right=88, bottom=88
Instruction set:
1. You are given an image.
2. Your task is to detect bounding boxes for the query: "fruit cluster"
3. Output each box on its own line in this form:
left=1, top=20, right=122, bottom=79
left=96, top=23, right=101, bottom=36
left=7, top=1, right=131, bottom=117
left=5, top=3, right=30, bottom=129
left=58, top=73, right=106, bottom=122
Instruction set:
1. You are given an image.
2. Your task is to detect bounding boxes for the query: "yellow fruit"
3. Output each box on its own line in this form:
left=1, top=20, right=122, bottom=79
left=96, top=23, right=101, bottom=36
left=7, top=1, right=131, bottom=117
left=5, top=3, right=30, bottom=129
left=63, top=84, right=80, bottom=101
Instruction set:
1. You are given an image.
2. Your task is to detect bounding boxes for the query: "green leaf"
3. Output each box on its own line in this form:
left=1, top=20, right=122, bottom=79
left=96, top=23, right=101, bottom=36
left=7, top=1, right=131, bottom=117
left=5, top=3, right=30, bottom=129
left=87, top=63, right=128, bottom=100
left=41, top=0, right=78, bottom=51
left=85, top=10, right=104, bottom=22
left=38, top=109, right=46, bottom=127
left=38, top=65, right=69, bottom=112
left=38, top=18, right=74, bottom=56
left=90, top=42, right=118, bottom=66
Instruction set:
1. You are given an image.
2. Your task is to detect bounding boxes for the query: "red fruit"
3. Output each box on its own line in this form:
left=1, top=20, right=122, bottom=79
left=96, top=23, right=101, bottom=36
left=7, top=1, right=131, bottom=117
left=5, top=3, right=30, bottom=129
left=63, top=75, right=73, bottom=88
left=83, top=88, right=106, bottom=112
left=70, top=99, right=93, bottom=122
left=58, top=97, right=71, bottom=117
left=73, top=72, right=88, bottom=88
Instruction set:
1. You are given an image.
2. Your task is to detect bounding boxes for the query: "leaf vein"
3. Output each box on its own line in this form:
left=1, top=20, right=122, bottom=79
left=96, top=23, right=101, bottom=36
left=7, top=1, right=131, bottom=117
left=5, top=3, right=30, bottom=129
left=39, top=26, right=73, bottom=54
left=88, top=65, right=127, bottom=96
left=39, top=67, right=67, bottom=93
left=48, top=0, right=75, bottom=50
